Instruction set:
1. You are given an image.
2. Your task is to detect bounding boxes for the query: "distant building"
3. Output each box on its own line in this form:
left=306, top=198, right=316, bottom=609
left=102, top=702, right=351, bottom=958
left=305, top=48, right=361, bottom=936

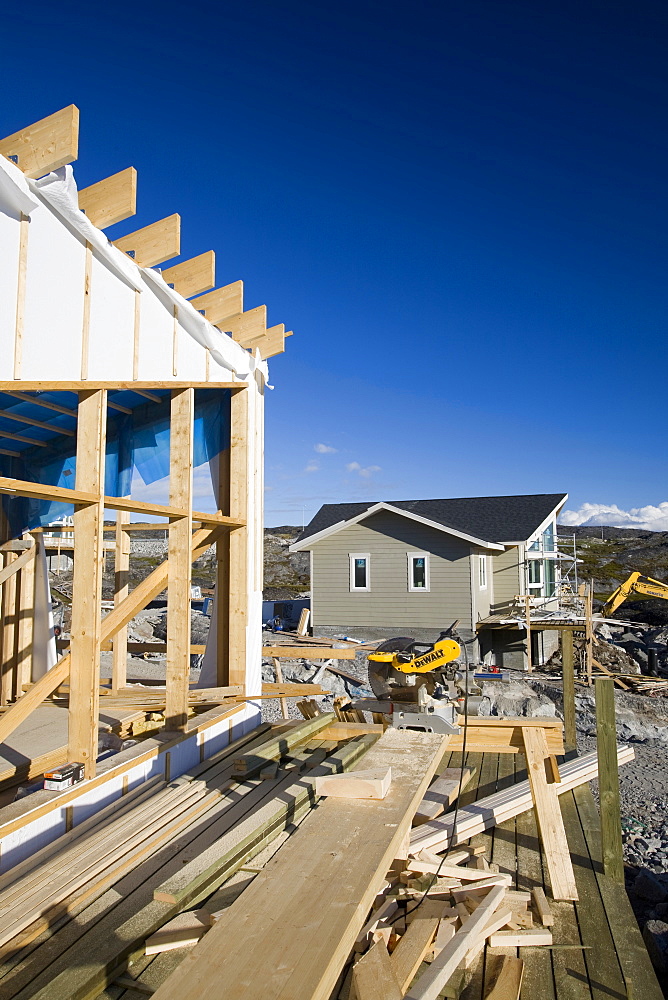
left=290, top=493, right=568, bottom=667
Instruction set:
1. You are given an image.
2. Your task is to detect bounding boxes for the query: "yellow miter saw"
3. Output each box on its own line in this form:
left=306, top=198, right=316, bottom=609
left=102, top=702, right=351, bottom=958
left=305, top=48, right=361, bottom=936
left=349, top=622, right=480, bottom=735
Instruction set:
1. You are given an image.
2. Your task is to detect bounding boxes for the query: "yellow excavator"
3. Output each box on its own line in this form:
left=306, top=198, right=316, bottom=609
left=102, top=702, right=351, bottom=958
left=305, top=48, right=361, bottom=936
left=602, top=572, right=668, bottom=618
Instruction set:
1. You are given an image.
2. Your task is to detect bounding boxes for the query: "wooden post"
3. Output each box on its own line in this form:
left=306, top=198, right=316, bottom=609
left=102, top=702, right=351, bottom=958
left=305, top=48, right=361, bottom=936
left=165, top=388, right=194, bottom=731
left=16, top=541, right=36, bottom=695
left=585, top=583, right=594, bottom=686
left=524, top=595, right=532, bottom=673
left=0, top=552, right=18, bottom=705
left=112, top=510, right=130, bottom=692
left=215, top=442, right=230, bottom=686
left=562, top=628, right=576, bottom=752
left=69, top=389, right=106, bottom=778
left=595, top=677, right=624, bottom=883
left=228, top=389, right=248, bottom=690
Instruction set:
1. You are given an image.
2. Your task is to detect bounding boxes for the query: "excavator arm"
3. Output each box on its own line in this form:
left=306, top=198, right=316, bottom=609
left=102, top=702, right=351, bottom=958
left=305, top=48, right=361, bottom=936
left=601, top=571, right=668, bottom=617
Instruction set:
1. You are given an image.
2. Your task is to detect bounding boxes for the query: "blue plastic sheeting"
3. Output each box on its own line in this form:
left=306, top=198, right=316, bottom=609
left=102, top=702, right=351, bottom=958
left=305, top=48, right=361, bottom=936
left=0, top=389, right=230, bottom=538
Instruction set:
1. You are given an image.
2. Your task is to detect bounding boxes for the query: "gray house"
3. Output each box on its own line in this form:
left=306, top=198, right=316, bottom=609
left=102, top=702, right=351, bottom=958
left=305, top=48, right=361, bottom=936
left=290, top=493, right=568, bottom=667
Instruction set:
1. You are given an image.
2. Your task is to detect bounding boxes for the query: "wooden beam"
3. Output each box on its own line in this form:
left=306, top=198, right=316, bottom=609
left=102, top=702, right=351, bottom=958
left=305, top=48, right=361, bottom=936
left=0, top=410, right=75, bottom=435
left=238, top=322, right=283, bottom=351
left=315, top=766, right=391, bottom=800
left=352, top=940, right=402, bottom=1000
left=78, top=167, right=137, bottom=229
left=0, top=553, right=18, bottom=706
left=562, top=628, right=576, bottom=751
left=2, top=391, right=77, bottom=416
left=0, top=428, right=48, bottom=447
left=216, top=437, right=230, bottom=686
left=112, top=510, right=130, bottom=693
left=0, top=382, right=245, bottom=392
left=261, top=646, right=356, bottom=659
left=413, top=767, right=475, bottom=825
left=0, top=476, right=243, bottom=527
left=0, top=449, right=20, bottom=459
left=595, top=677, right=624, bottom=882
left=228, top=389, right=247, bottom=689
left=0, top=526, right=221, bottom=747
left=161, top=251, right=215, bottom=299
left=114, top=214, right=181, bottom=267
left=259, top=328, right=292, bottom=361
left=522, top=726, right=578, bottom=900
left=68, top=390, right=106, bottom=778
left=224, top=305, right=266, bottom=342
left=191, top=281, right=243, bottom=326
left=17, top=540, right=36, bottom=694
left=0, top=543, right=35, bottom=587
left=0, top=105, right=79, bottom=178
left=165, top=389, right=194, bottom=731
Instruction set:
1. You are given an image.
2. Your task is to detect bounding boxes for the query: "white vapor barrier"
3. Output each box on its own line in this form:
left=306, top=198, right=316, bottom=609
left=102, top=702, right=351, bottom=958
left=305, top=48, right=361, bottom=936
left=0, top=155, right=39, bottom=216
left=0, top=156, right=271, bottom=385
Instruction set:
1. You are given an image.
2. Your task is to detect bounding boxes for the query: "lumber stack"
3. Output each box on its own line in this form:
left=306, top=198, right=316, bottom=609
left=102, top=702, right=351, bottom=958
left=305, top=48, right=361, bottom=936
left=0, top=713, right=381, bottom=961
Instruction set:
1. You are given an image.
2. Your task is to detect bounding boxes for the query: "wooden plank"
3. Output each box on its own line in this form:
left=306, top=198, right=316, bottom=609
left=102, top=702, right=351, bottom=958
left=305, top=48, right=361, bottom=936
left=224, top=305, right=266, bottom=342
left=390, top=899, right=447, bottom=991
left=0, top=105, right=79, bottom=178
left=165, top=389, right=194, bottom=731
left=413, top=767, right=474, bottom=825
left=594, top=678, right=624, bottom=882
left=190, top=281, right=243, bottom=325
left=481, top=955, right=523, bottom=998
left=271, top=658, right=289, bottom=718
left=0, top=552, right=18, bottom=705
left=0, top=542, right=34, bottom=587
left=114, top=215, right=181, bottom=267
left=0, top=381, right=244, bottom=390
left=488, top=929, right=552, bottom=947
left=17, top=540, right=36, bottom=691
left=13, top=212, right=29, bottom=378
left=149, top=729, right=447, bottom=1000
left=78, top=167, right=137, bottom=229
left=68, top=390, right=106, bottom=778
left=0, top=527, right=221, bottom=746
left=0, top=410, right=75, bottom=435
left=297, top=608, right=310, bottom=636
left=409, top=745, right=634, bottom=855
left=228, top=389, right=247, bottom=689
left=262, top=646, right=356, bottom=659
left=258, top=326, right=293, bottom=360
left=531, top=887, right=553, bottom=926
left=322, top=722, right=384, bottom=739
left=161, top=251, right=215, bottom=298
left=315, top=766, right=391, bottom=800
left=112, top=510, right=130, bottom=692
left=522, top=726, right=578, bottom=900
left=404, top=884, right=507, bottom=1000
left=352, top=939, right=402, bottom=1000
left=144, top=911, right=209, bottom=954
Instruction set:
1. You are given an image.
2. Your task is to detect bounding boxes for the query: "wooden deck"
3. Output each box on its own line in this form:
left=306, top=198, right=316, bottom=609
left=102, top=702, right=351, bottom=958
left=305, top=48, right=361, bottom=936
left=441, top=747, right=662, bottom=1000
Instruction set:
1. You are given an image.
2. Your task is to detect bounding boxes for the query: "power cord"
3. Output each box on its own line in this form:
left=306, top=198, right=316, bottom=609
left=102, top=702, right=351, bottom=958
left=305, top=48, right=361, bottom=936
left=389, top=632, right=475, bottom=925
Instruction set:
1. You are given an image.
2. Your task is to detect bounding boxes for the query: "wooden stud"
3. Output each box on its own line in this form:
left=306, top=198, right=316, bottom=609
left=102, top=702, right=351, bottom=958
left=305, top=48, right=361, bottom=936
left=172, top=305, right=179, bottom=377
left=80, top=243, right=93, bottom=379
left=165, top=388, right=194, bottom=731
left=161, top=251, right=216, bottom=299
left=522, top=726, right=578, bottom=900
left=112, top=510, right=131, bottom=693
left=113, top=214, right=181, bottom=267
left=0, top=553, right=18, bottom=706
left=216, top=441, right=230, bottom=686
left=17, top=541, right=36, bottom=692
left=13, top=213, right=30, bottom=380
left=228, top=389, right=247, bottom=689
left=562, top=628, right=576, bottom=751
left=595, top=677, right=624, bottom=882
left=191, top=281, right=243, bottom=326
left=78, top=167, right=137, bottom=229
left=0, top=105, right=79, bottom=179
left=0, top=448, right=20, bottom=458
left=531, top=887, right=554, bottom=927
left=0, top=429, right=48, bottom=447
left=272, top=657, right=289, bottom=718
left=68, top=390, right=106, bottom=778
left=132, top=289, right=141, bottom=380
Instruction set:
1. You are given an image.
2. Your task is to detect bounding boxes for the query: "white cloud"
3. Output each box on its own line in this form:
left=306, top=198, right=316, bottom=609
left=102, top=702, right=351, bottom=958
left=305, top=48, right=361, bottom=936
left=346, top=461, right=382, bottom=479
left=304, top=461, right=319, bottom=473
left=559, top=502, right=668, bottom=531
left=314, top=443, right=337, bottom=454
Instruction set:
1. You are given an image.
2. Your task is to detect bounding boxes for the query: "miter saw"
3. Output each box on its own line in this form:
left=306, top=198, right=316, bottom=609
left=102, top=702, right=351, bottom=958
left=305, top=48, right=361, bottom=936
left=348, top=622, right=481, bottom=735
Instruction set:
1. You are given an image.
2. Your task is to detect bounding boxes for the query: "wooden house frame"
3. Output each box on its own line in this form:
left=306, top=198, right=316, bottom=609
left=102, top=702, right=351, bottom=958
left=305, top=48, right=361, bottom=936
left=0, top=106, right=290, bottom=787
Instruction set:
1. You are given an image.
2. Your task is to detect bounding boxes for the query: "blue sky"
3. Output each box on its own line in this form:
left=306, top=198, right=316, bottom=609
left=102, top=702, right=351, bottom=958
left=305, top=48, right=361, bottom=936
left=3, top=1, right=667, bottom=528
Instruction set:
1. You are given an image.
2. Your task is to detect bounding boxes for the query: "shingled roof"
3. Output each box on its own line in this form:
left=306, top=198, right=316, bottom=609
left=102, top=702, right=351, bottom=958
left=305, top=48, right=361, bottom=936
left=293, top=494, right=567, bottom=547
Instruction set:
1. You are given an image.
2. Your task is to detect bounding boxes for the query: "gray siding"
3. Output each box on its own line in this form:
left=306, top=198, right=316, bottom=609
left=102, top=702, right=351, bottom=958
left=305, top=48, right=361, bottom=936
left=491, top=545, right=522, bottom=612
left=310, top=511, right=473, bottom=630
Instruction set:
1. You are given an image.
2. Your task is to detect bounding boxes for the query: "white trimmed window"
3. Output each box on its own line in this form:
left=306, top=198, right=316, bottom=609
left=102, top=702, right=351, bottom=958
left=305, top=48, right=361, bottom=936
left=478, top=554, right=487, bottom=589
left=527, top=558, right=543, bottom=594
left=349, top=553, right=370, bottom=591
left=408, top=552, right=430, bottom=592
